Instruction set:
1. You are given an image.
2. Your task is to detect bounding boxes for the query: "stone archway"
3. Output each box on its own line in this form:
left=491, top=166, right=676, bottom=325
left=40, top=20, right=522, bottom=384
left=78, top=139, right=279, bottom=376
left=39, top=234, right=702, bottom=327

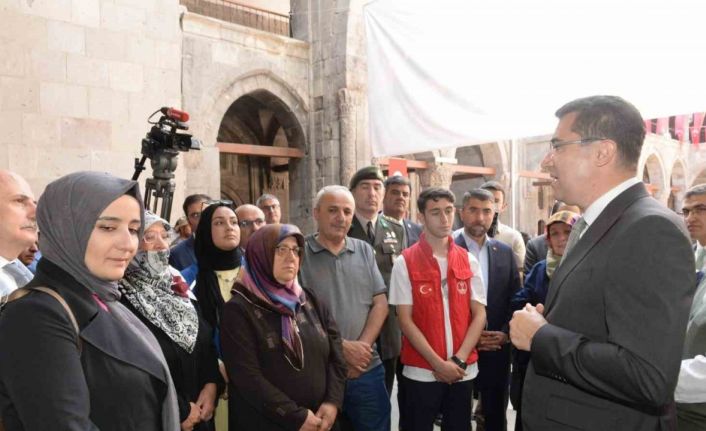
left=669, top=160, right=687, bottom=211
left=201, top=70, right=309, bottom=145
left=194, top=71, right=312, bottom=229
left=217, top=88, right=307, bottom=223
left=692, top=168, right=706, bottom=187
left=641, top=153, right=667, bottom=202
left=450, top=143, right=507, bottom=197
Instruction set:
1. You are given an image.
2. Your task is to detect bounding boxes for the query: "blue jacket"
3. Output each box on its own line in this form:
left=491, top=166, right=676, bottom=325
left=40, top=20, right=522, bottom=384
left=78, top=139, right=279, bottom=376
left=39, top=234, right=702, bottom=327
left=169, top=236, right=196, bottom=271
left=511, top=259, right=550, bottom=311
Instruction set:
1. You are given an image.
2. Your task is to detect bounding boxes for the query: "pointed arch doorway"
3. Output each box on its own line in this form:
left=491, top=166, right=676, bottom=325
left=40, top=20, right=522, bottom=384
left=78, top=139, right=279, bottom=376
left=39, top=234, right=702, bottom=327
left=216, top=89, right=306, bottom=222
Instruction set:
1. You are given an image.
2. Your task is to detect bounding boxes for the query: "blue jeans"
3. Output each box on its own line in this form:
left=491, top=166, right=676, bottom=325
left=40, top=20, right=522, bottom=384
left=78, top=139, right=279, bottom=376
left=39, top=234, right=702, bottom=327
left=340, top=364, right=391, bottom=431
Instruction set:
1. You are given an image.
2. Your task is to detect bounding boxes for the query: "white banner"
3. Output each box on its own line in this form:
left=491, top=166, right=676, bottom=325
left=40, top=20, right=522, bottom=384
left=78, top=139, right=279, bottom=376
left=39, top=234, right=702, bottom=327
left=365, top=0, right=706, bottom=157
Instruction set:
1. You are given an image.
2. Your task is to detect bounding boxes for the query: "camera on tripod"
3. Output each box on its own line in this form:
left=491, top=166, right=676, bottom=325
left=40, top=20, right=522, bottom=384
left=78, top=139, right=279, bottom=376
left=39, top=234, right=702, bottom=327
left=142, top=107, right=201, bottom=157
left=133, top=107, right=202, bottom=220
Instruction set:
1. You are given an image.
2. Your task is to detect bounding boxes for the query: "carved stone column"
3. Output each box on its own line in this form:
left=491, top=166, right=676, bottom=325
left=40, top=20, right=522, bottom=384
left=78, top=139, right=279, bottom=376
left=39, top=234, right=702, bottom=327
left=338, top=88, right=357, bottom=187
left=418, top=162, right=455, bottom=189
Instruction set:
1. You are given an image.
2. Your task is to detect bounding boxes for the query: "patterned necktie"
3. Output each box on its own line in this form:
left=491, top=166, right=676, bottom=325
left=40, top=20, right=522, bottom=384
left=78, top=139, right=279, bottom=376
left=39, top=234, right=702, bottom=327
left=367, top=221, right=375, bottom=243
left=3, top=260, right=34, bottom=289
left=563, top=217, right=588, bottom=259
left=695, top=247, right=706, bottom=271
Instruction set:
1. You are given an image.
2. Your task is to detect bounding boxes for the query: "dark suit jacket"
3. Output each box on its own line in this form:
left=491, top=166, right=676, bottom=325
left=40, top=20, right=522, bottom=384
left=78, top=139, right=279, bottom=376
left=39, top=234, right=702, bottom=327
left=523, top=183, right=696, bottom=431
left=676, top=272, right=706, bottom=429
left=349, top=215, right=404, bottom=360
left=524, top=234, right=548, bottom=275
left=169, top=235, right=196, bottom=271
left=454, top=234, right=521, bottom=389
left=402, top=218, right=422, bottom=247
left=0, top=259, right=167, bottom=431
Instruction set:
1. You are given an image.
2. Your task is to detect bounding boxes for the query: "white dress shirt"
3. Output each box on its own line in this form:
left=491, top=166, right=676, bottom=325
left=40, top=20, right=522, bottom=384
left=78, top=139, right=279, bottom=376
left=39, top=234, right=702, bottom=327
left=0, top=256, right=33, bottom=296
left=579, top=177, right=642, bottom=238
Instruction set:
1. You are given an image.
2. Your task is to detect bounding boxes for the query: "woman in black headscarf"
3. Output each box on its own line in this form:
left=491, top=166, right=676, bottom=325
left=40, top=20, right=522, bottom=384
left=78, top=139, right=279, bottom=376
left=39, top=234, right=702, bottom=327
left=119, top=211, right=223, bottom=431
left=0, top=171, right=179, bottom=431
left=192, top=201, right=241, bottom=429
left=193, top=202, right=241, bottom=343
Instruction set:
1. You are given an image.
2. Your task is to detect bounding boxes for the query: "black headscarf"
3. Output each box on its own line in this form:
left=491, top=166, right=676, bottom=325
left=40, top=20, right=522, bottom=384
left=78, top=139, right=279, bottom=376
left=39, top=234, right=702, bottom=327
left=193, top=203, right=242, bottom=330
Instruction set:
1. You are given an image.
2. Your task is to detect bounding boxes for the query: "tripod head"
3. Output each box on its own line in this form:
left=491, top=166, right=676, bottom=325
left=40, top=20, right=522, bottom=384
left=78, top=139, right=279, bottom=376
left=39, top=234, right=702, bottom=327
left=133, top=107, right=201, bottom=221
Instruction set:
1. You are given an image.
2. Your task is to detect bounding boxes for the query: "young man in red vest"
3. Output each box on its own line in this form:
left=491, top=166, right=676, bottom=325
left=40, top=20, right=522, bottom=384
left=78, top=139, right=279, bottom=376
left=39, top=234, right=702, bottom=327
left=390, top=187, right=487, bottom=431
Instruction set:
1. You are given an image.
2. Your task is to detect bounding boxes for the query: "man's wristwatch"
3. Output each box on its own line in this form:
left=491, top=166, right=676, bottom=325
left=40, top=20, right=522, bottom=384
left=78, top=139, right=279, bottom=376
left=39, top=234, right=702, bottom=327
left=450, top=355, right=467, bottom=370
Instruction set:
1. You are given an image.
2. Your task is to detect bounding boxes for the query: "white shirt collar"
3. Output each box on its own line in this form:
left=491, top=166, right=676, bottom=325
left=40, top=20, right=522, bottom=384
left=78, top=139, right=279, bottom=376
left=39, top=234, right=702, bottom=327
left=582, top=178, right=642, bottom=228
left=461, top=230, right=488, bottom=251
left=0, top=255, right=11, bottom=267
left=355, top=212, right=377, bottom=228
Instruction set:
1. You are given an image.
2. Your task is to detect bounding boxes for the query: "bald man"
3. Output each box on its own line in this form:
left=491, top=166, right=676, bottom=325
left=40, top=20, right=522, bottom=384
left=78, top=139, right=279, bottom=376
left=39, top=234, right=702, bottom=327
left=0, top=170, right=38, bottom=296
left=235, top=204, right=266, bottom=251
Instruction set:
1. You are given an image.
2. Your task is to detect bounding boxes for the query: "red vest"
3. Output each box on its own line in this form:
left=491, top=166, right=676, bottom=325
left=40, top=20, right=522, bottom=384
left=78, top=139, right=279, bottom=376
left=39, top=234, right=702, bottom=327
left=400, top=233, right=478, bottom=369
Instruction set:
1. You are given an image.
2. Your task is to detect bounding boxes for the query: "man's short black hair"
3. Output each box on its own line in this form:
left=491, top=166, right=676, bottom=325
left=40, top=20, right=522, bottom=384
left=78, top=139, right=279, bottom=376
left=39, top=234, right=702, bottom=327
left=417, top=187, right=455, bottom=213
left=462, top=188, right=495, bottom=207
left=480, top=181, right=505, bottom=200
left=384, top=175, right=411, bottom=189
left=555, top=95, right=645, bottom=169
left=182, top=193, right=211, bottom=216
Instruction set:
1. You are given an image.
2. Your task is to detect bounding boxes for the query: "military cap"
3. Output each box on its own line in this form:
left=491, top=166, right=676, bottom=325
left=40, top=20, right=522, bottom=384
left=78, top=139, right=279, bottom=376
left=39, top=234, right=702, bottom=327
left=349, top=166, right=385, bottom=190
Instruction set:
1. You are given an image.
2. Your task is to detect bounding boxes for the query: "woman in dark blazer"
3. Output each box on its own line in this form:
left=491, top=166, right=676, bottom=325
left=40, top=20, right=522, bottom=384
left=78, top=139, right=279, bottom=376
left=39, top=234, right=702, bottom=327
left=119, top=211, right=223, bottom=431
left=0, top=171, right=179, bottom=431
left=221, top=224, right=347, bottom=431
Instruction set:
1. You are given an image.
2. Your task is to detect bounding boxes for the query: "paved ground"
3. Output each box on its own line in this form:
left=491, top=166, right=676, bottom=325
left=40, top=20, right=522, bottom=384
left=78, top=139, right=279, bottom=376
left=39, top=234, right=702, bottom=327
left=390, top=380, right=517, bottom=431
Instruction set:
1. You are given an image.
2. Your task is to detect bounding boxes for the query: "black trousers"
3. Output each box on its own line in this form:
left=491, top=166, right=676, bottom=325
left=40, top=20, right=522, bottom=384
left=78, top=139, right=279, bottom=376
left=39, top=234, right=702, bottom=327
left=478, top=385, right=509, bottom=431
left=509, top=363, right=527, bottom=431
left=400, top=377, right=474, bottom=431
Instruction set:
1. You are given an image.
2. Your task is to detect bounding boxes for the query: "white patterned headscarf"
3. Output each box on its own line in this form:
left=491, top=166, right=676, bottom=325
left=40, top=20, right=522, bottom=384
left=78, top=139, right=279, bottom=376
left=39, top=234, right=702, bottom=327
left=119, top=211, right=198, bottom=353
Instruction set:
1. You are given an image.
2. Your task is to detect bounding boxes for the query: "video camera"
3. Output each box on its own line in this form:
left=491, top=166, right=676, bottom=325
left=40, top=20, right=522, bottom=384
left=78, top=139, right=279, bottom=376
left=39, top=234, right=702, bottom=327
left=133, top=107, right=201, bottom=221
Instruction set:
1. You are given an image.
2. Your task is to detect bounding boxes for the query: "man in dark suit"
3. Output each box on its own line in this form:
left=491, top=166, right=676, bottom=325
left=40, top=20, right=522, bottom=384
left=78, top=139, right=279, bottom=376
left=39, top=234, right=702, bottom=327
left=675, top=184, right=706, bottom=429
left=168, top=193, right=211, bottom=271
left=510, top=95, right=695, bottom=430
left=382, top=175, right=422, bottom=247
left=348, top=166, right=405, bottom=397
left=454, top=188, right=521, bottom=431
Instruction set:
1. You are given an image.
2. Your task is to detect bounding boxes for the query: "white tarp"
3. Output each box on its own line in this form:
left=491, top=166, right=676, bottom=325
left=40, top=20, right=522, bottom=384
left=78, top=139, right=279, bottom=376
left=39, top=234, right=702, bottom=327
left=364, top=0, right=706, bottom=157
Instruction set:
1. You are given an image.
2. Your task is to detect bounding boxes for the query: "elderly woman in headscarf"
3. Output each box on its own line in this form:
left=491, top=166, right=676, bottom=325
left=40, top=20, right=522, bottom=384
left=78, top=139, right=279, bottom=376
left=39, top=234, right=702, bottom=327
left=221, top=224, right=347, bottom=431
left=0, top=171, right=179, bottom=431
left=119, top=211, right=223, bottom=431
left=509, top=210, right=580, bottom=431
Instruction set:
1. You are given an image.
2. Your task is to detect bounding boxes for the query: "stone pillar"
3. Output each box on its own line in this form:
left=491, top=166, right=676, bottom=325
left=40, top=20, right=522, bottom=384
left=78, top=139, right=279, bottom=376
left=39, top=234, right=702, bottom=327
left=418, top=162, right=455, bottom=189
left=338, top=88, right=357, bottom=187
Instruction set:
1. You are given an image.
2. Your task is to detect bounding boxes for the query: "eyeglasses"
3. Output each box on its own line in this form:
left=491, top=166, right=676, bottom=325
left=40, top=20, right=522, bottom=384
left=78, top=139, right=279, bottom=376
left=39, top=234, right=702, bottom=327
left=239, top=218, right=265, bottom=228
left=548, top=137, right=605, bottom=152
left=274, top=245, right=302, bottom=258
left=260, top=204, right=280, bottom=212
left=680, top=205, right=706, bottom=218
left=143, top=232, right=170, bottom=244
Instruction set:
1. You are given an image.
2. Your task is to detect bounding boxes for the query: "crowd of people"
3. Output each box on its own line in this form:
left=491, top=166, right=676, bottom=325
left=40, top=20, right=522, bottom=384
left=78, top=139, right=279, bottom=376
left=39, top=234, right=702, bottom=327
left=0, top=95, right=704, bottom=431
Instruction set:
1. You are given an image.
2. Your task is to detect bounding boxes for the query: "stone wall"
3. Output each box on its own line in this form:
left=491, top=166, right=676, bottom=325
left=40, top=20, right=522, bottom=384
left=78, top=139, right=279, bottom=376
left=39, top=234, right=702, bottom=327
left=0, top=0, right=183, bottom=217
left=180, top=11, right=311, bottom=227
left=2, top=0, right=701, bottom=233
